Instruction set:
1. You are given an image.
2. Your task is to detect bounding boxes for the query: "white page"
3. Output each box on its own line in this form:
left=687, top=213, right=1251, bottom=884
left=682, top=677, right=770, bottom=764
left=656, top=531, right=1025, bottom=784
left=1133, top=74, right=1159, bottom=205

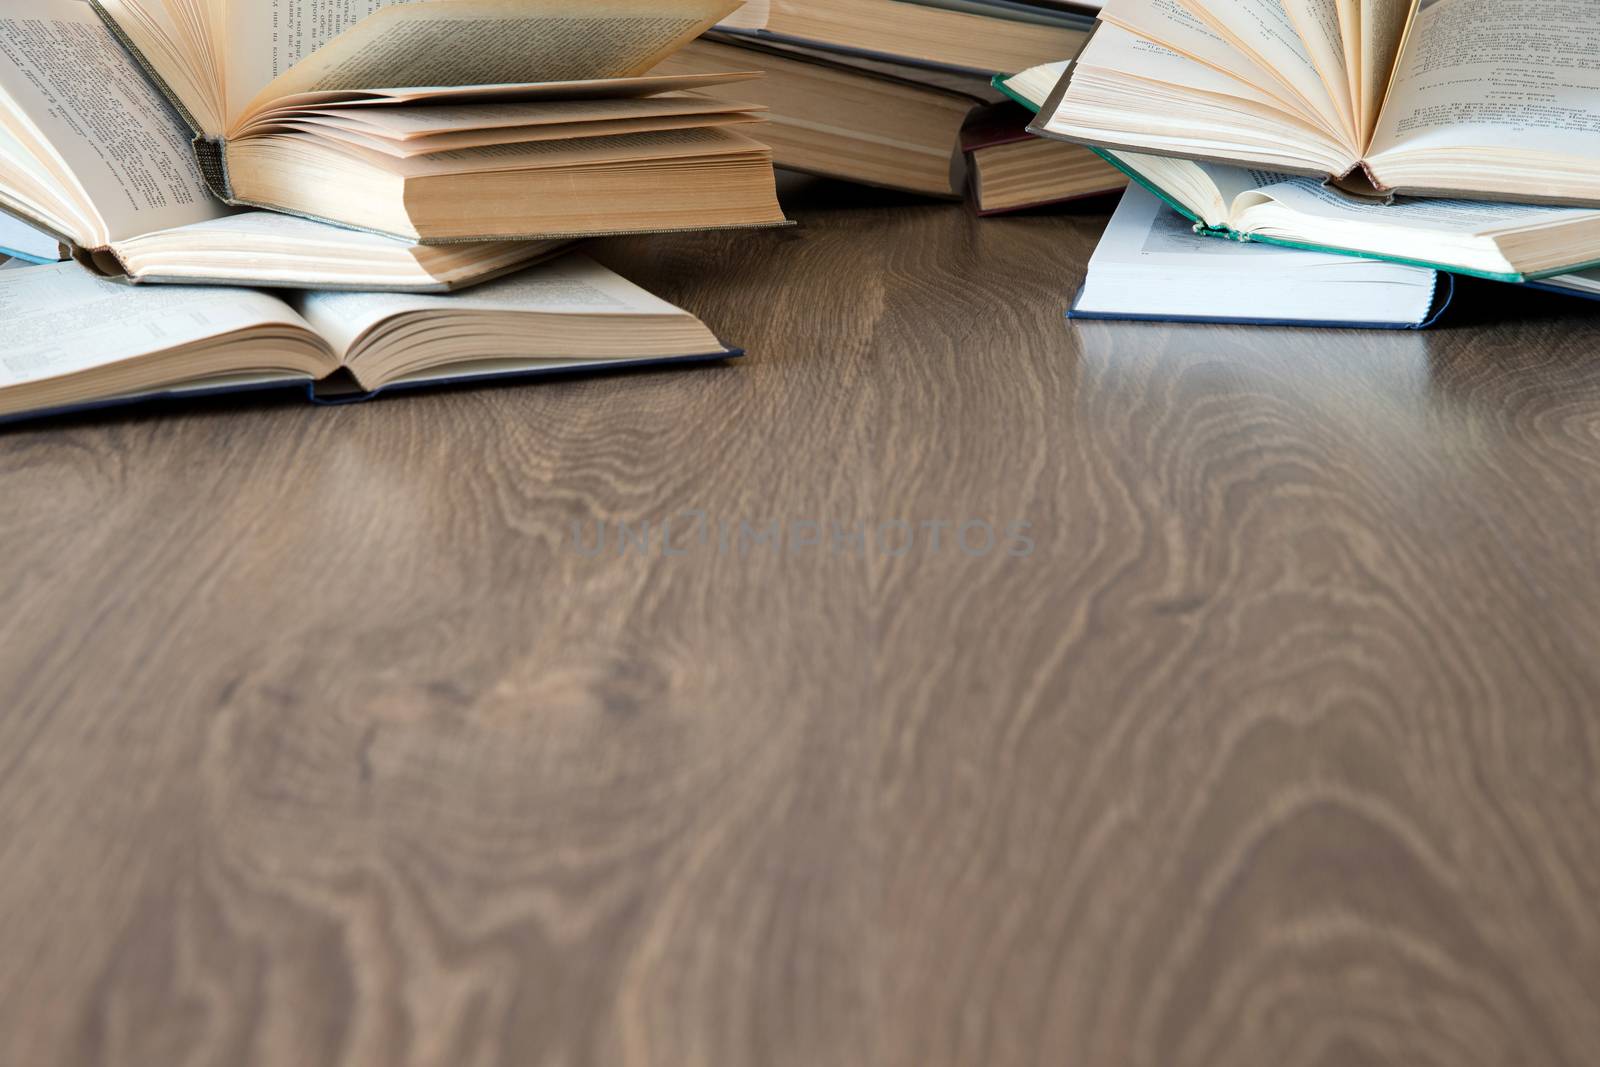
left=294, top=253, right=687, bottom=354
left=1078, top=183, right=1436, bottom=322
left=0, top=0, right=224, bottom=245
left=0, top=260, right=308, bottom=388
left=1235, top=178, right=1600, bottom=235
left=225, top=0, right=735, bottom=125
left=1370, top=0, right=1600, bottom=161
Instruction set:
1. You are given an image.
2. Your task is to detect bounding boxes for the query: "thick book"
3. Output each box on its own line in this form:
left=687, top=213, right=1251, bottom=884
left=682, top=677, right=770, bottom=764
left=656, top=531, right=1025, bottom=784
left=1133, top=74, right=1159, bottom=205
left=716, top=0, right=1094, bottom=77
left=1001, top=61, right=1600, bottom=285
left=654, top=35, right=990, bottom=197
left=0, top=1, right=637, bottom=290
left=960, top=102, right=1124, bottom=214
left=1070, top=184, right=1449, bottom=329
left=1082, top=146, right=1600, bottom=285
left=1033, top=0, right=1600, bottom=208
left=0, top=255, right=741, bottom=426
left=69, top=0, right=786, bottom=242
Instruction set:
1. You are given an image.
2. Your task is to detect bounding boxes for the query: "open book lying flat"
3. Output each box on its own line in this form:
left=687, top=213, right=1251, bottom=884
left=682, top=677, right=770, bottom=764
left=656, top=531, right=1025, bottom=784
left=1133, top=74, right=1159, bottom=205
left=1004, top=63, right=1600, bottom=283
left=36, top=0, right=786, bottom=241
left=0, top=255, right=739, bottom=425
left=1036, top=0, right=1600, bottom=207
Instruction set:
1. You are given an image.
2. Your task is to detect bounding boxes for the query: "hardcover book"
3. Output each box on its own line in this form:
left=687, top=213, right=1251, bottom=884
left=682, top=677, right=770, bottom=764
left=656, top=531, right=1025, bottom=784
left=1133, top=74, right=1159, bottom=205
left=71, top=0, right=787, bottom=241
left=1006, top=63, right=1600, bottom=283
left=1070, top=184, right=1449, bottom=329
left=0, top=255, right=742, bottom=425
left=960, top=102, right=1123, bottom=214
left=655, top=35, right=990, bottom=198
left=1034, top=0, right=1600, bottom=208
left=716, top=0, right=1095, bottom=77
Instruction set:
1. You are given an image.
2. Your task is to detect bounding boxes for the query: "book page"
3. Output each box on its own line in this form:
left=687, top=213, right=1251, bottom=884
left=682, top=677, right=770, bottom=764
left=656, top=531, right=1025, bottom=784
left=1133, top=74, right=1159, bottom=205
left=1103, top=0, right=1330, bottom=128
left=227, top=0, right=739, bottom=127
left=1355, top=0, right=1413, bottom=139
left=1082, top=17, right=1298, bottom=113
left=293, top=254, right=687, bottom=356
left=0, top=0, right=225, bottom=245
left=1279, top=0, right=1354, bottom=139
left=0, top=260, right=312, bottom=389
left=1174, top=0, right=1349, bottom=145
left=1369, top=0, right=1600, bottom=162
left=97, top=0, right=227, bottom=133
left=1235, top=176, right=1600, bottom=234
left=118, top=206, right=418, bottom=248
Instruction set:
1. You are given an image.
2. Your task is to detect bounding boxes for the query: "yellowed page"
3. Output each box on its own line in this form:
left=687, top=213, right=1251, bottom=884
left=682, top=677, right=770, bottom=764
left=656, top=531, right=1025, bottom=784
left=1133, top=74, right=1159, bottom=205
left=366, top=125, right=768, bottom=178
left=1103, top=0, right=1328, bottom=130
left=1174, top=0, right=1352, bottom=151
left=227, top=0, right=738, bottom=129
left=1355, top=0, right=1414, bottom=142
left=1333, top=0, right=1359, bottom=111
left=1279, top=0, right=1354, bottom=141
left=292, top=253, right=703, bottom=361
left=306, top=95, right=761, bottom=138
left=0, top=0, right=224, bottom=244
left=97, top=0, right=225, bottom=131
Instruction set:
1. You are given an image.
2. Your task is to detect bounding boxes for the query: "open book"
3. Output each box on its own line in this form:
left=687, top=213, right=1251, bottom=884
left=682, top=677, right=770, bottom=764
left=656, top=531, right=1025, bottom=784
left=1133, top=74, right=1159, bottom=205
left=1036, top=0, right=1600, bottom=207
left=0, top=254, right=738, bottom=424
left=0, top=0, right=595, bottom=289
left=76, top=0, right=785, bottom=240
left=1093, top=150, right=1600, bottom=283
left=1005, top=62, right=1600, bottom=282
left=1072, top=184, right=1445, bottom=327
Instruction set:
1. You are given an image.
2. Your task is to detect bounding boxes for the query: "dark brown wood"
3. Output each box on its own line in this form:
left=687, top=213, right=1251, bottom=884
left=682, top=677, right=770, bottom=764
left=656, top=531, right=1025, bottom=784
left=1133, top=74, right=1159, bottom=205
left=3, top=176, right=1600, bottom=1067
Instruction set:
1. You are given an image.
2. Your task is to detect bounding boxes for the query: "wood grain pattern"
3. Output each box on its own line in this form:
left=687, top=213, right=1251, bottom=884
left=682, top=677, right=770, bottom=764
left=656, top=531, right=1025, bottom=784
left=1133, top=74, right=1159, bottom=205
left=3, top=176, right=1600, bottom=1067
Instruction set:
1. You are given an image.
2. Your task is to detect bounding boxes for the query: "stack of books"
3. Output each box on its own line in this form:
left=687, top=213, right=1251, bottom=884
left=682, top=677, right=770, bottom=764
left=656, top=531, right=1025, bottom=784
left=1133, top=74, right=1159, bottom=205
left=0, top=0, right=788, bottom=423
left=651, top=1, right=1128, bottom=212
left=1003, top=0, right=1600, bottom=328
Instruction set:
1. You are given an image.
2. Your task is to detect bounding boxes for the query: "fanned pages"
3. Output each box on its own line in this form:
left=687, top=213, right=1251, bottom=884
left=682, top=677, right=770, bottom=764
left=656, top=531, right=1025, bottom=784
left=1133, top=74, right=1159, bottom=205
left=0, top=1, right=581, bottom=291
left=68, top=0, right=786, bottom=240
left=0, top=254, right=737, bottom=424
left=1036, top=0, right=1600, bottom=207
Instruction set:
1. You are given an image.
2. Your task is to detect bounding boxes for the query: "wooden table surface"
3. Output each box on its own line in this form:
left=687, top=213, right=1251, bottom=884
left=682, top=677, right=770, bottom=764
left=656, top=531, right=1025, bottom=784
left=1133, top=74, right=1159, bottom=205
left=4, top=176, right=1600, bottom=1067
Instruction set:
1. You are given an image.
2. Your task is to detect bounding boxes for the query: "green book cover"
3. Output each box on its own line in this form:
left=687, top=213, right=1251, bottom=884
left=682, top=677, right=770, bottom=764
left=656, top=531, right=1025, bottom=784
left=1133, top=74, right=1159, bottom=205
left=990, top=74, right=1039, bottom=115
left=1088, top=148, right=1600, bottom=284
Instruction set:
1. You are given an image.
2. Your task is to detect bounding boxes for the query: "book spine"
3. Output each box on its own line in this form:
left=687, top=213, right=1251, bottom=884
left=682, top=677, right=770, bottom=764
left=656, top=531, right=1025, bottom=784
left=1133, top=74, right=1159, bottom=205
left=192, top=138, right=234, bottom=201
left=86, top=0, right=234, bottom=202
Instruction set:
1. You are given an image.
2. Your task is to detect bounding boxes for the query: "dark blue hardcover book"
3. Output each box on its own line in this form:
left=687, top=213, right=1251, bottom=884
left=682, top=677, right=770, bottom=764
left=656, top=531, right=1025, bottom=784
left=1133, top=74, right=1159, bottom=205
left=1, top=351, right=743, bottom=428
left=0, top=256, right=744, bottom=428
